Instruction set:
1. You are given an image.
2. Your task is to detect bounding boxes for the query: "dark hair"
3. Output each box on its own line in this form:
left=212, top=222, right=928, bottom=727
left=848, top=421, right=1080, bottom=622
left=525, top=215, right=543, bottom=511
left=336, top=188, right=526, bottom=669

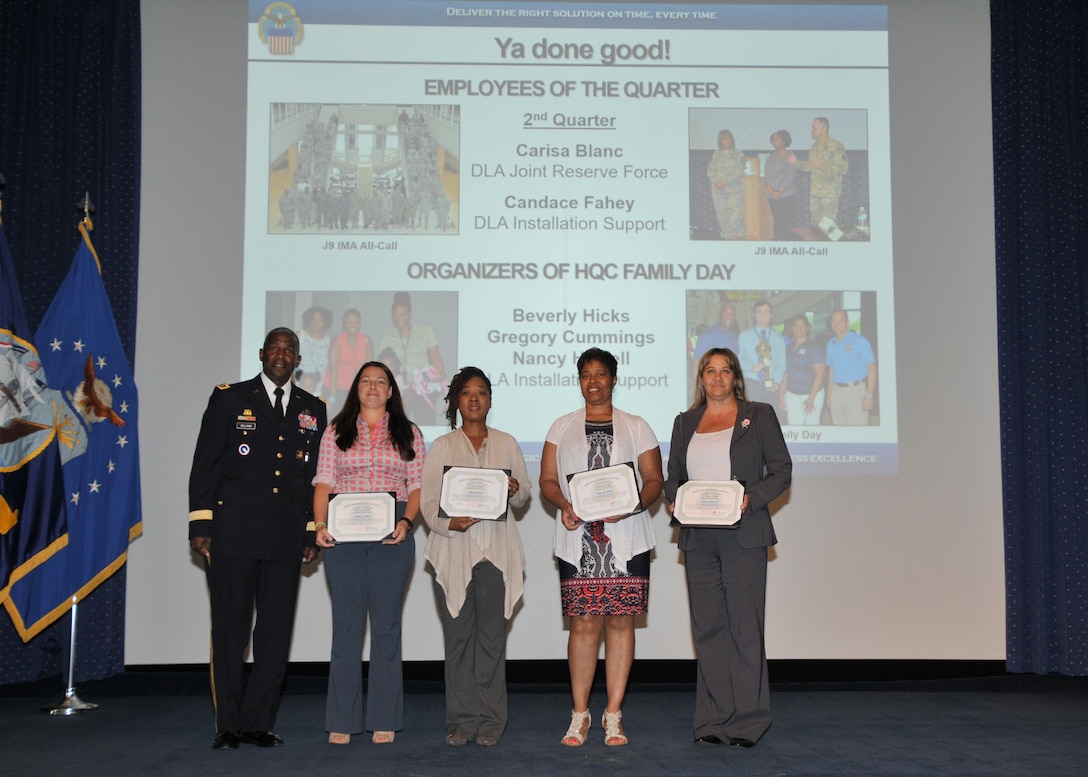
left=377, top=346, right=401, bottom=372
left=343, top=307, right=361, bottom=321
left=577, top=348, right=618, bottom=378
left=263, top=327, right=299, bottom=353
left=753, top=299, right=773, bottom=314
left=771, top=129, right=792, bottom=148
left=790, top=315, right=813, bottom=337
left=443, top=366, right=492, bottom=429
left=301, top=306, right=332, bottom=329
left=690, top=348, right=747, bottom=409
left=814, top=116, right=829, bottom=131
left=716, top=129, right=735, bottom=149
left=331, top=361, right=417, bottom=460
left=392, top=291, right=412, bottom=311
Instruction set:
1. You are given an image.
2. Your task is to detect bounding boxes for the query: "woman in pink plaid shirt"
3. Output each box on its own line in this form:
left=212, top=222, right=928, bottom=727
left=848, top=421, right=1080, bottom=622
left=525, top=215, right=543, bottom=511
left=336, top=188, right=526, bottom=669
left=312, top=361, right=426, bottom=746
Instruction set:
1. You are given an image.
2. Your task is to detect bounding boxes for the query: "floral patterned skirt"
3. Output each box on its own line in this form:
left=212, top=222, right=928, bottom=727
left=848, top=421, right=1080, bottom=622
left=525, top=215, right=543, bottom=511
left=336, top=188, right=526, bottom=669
left=558, top=522, right=649, bottom=616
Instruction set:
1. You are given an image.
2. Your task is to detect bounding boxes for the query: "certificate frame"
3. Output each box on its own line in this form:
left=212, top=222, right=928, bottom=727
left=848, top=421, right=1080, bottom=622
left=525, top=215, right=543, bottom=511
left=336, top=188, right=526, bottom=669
left=567, top=461, right=641, bottom=523
left=674, top=480, right=745, bottom=527
left=439, top=466, right=510, bottom=521
left=327, top=491, right=396, bottom=542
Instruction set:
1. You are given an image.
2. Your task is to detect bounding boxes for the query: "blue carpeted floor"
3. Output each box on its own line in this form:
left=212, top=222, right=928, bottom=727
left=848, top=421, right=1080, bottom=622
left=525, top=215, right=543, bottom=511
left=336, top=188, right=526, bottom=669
left=3, top=676, right=1087, bottom=776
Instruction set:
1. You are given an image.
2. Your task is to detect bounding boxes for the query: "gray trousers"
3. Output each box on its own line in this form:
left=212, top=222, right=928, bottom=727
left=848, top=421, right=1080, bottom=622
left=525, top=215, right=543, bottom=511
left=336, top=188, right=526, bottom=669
left=322, top=532, right=415, bottom=733
left=436, top=560, right=509, bottom=740
left=684, top=529, right=771, bottom=743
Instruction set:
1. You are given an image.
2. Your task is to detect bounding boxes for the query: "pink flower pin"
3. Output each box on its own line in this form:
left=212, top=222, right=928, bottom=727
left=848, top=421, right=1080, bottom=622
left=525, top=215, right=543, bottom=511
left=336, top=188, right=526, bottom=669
left=741, top=418, right=751, bottom=429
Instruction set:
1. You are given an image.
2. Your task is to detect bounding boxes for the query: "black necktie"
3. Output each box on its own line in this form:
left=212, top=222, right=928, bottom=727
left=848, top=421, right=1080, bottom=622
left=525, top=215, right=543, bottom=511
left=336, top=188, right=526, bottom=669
left=274, top=387, right=284, bottom=419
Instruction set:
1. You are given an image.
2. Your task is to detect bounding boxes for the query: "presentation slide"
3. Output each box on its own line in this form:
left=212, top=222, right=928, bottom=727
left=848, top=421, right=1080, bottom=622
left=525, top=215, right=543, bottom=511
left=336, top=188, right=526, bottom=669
left=244, top=1, right=896, bottom=475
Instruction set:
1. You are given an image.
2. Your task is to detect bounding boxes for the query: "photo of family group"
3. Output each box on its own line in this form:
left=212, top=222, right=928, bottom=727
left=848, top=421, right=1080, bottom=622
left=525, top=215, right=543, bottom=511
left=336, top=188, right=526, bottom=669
left=265, top=289, right=459, bottom=426
left=688, top=108, right=870, bottom=242
left=685, top=289, right=879, bottom=426
left=267, top=103, right=460, bottom=235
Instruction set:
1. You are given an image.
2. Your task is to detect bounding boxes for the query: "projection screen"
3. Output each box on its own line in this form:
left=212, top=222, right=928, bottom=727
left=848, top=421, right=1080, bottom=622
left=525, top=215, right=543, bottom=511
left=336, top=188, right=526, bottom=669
left=129, top=0, right=1002, bottom=664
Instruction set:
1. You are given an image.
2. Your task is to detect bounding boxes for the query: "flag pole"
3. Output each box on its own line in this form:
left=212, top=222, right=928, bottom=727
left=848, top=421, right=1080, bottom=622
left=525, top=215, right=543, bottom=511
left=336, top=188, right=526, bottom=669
left=44, top=596, right=99, bottom=715
left=42, top=194, right=101, bottom=716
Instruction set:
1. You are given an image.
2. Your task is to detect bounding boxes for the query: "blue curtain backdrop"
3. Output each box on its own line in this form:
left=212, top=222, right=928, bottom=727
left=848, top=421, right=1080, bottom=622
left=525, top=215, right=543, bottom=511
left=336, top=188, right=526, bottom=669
left=992, top=0, right=1088, bottom=675
left=0, top=0, right=140, bottom=684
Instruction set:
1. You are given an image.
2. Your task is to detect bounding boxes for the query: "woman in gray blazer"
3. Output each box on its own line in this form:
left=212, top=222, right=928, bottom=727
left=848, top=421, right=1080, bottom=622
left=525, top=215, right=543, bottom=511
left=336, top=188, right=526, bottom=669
left=664, top=347, right=792, bottom=748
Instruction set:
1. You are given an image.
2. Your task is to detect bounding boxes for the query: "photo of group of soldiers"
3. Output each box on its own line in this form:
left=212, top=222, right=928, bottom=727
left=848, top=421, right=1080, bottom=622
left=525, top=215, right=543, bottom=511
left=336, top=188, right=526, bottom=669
left=270, top=104, right=459, bottom=235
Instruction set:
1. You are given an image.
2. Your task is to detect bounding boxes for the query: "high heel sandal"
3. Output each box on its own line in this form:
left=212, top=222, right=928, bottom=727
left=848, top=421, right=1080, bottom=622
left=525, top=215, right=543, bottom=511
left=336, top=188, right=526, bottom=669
left=602, top=709, right=627, bottom=746
left=561, top=710, right=591, bottom=746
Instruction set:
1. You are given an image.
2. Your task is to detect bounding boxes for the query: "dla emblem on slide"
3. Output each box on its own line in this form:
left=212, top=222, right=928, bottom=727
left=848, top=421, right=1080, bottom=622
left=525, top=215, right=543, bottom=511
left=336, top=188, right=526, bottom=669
left=258, top=3, right=303, bottom=56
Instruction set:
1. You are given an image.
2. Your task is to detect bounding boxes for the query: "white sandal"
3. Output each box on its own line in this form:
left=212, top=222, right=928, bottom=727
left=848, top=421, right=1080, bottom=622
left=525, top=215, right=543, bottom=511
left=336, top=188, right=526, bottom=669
left=561, top=709, right=591, bottom=746
left=602, top=709, right=627, bottom=746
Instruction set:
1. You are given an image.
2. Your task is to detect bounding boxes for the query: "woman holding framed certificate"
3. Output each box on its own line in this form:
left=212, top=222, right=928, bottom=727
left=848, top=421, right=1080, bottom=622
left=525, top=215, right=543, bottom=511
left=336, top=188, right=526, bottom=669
left=539, top=348, right=664, bottom=747
left=664, top=348, right=792, bottom=749
left=420, top=366, right=532, bottom=747
left=312, top=361, right=426, bottom=746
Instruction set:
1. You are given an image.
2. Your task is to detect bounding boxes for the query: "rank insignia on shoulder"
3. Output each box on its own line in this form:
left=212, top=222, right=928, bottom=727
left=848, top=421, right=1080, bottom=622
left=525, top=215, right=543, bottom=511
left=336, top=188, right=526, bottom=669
left=217, top=383, right=232, bottom=391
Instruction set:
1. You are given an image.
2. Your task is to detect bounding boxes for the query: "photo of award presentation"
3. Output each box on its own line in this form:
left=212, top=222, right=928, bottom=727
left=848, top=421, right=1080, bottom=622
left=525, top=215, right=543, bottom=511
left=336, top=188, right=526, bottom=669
left=267, top=102, right=461, bottom=235
left=689, top=108, right=870, bottom=243
left=685, top=289, right=880, bottom=429
left=265, top=289, right=458, bottom=427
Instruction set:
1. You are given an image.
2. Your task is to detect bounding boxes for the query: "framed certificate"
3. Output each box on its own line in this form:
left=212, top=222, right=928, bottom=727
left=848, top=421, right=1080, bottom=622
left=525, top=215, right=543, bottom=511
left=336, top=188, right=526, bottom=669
left=439, top=466, right=510, bottom=521
left=567, top=462, right=641, bottom=523
left=674, top=480, right=745, bottom=527
left=327, top=491, right=396, bottom=542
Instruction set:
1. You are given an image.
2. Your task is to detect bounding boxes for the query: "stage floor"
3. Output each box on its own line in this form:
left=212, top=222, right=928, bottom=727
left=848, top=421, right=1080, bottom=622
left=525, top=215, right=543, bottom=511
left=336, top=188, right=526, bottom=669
left=4, top=677, right=1087, bottom=776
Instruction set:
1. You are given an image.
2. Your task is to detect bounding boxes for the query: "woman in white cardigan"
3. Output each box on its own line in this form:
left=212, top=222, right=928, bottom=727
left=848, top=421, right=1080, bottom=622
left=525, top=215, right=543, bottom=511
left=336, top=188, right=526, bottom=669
left=420, top=366, right=531, bottom=747
left=539, top=348, right=664, bottom=747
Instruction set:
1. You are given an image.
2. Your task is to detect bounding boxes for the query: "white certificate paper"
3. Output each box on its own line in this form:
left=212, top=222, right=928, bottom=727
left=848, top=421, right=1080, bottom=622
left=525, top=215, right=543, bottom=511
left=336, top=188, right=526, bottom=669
left=674, top=480, right=745, bottom=527
left=567, top=462, right=641, bottom=523
left=439, top=466, right=510, bottom=521
left=327, top=492, right=396, bottom=542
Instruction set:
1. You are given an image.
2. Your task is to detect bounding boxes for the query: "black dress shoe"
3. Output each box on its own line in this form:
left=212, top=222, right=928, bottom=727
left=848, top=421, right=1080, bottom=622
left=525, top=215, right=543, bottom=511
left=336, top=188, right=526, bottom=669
left=212, top=731, right=240, bottom=750
left=241, top=730, right=285, bottom=747
left=694, top=734, right=724, bottom=746
left=729, top=737, right=756, bottom=748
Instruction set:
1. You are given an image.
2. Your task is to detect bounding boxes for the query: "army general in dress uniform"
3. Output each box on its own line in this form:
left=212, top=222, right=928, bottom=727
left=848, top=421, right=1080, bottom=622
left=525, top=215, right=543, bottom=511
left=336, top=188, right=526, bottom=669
left=188, top=327, right=327, bottom=750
